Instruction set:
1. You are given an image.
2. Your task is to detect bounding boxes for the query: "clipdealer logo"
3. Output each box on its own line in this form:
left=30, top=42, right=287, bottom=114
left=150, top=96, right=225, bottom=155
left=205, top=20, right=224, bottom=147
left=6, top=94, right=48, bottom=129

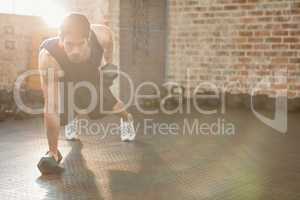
left=250, top=71, right=287, bottom=133
left=13, top=66, right=288, bottom=135
left=186, top=68, right=288, bottom=134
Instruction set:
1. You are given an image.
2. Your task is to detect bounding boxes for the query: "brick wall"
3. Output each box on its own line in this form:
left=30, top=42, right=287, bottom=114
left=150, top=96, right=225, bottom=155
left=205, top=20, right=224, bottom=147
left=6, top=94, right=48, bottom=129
left=2, top=0, right=299, bottom=99
left=0, top=1, right=111, bottom=91
left=167, top=0, right=300, bottom=98
left=62, top=0, right=110, bottom=24
left=0, top=14, right=43, bottom=90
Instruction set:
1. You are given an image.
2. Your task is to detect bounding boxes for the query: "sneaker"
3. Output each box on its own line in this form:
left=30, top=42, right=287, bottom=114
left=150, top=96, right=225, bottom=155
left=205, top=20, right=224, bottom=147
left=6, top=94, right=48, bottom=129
left=65, top=118, right=79, bottom=140
left=120, top=114, right=136, bottom=142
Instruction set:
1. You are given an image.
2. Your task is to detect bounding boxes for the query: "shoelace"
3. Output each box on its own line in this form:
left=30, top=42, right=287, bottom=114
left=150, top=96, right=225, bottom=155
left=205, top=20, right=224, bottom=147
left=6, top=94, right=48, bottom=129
left=121, top=122, right=131, bottom=136
left=67, top=119, right=78, bottom=132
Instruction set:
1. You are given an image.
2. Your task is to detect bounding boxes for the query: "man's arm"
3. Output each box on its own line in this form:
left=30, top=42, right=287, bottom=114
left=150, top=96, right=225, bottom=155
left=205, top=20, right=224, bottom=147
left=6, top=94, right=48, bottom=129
left=92, top=24, right=114, bottom=65
left=39, top=49, right=62, bottom=156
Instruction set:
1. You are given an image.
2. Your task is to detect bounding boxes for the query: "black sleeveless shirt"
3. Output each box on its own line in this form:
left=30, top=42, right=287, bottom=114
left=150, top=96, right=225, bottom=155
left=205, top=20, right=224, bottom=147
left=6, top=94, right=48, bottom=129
left=40, top=31, right=104, bottom=110
left=40, top=31, right=104, bottom=84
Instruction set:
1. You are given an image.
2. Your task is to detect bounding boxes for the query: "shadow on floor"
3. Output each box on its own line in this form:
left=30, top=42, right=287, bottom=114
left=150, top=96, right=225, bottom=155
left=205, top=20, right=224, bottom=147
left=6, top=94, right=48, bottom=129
left=36, top=140, right=104, bottom=200
left=107, top=141, right=182, bottom=200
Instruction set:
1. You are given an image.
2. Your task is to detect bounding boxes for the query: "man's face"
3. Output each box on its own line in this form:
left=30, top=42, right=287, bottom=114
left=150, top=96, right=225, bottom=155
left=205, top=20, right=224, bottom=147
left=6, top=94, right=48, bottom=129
left=62, top=33, right=90, bottom=63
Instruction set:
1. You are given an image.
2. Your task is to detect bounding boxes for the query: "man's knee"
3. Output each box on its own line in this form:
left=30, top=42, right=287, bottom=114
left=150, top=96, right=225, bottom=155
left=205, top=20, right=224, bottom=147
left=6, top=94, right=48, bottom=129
left=113, top=100, right=126, bottom=112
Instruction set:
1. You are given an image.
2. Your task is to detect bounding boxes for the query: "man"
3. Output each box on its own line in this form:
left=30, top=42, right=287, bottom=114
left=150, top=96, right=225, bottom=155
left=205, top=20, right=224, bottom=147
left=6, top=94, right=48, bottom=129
left=37, top=13, right=136, bottom=174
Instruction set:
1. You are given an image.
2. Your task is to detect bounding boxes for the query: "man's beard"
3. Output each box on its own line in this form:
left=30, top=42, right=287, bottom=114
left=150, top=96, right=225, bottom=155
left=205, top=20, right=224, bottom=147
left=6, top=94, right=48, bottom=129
left=69, top=55, right=82, bottom=63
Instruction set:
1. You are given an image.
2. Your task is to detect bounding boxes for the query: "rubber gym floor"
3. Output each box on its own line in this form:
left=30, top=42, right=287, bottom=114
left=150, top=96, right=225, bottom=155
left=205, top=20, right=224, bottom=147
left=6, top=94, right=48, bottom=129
left=0, top=108, right=299, bottom=200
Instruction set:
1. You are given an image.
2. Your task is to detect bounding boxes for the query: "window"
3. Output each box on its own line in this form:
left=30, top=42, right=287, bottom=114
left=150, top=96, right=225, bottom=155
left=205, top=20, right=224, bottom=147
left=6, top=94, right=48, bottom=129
left=0, top=0, right=66, bottom=27
left=5, top=40, right=16, bottom=50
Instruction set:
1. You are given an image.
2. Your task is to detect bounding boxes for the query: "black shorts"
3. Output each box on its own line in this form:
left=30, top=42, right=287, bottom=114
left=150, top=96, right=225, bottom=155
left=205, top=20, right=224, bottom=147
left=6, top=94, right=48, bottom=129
left=60, top=78, right=118, bottom=126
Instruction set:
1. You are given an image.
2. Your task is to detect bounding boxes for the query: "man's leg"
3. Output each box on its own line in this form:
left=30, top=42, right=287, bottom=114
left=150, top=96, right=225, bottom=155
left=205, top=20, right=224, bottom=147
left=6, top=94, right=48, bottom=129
left=112, top=100, right=130, bottom=120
